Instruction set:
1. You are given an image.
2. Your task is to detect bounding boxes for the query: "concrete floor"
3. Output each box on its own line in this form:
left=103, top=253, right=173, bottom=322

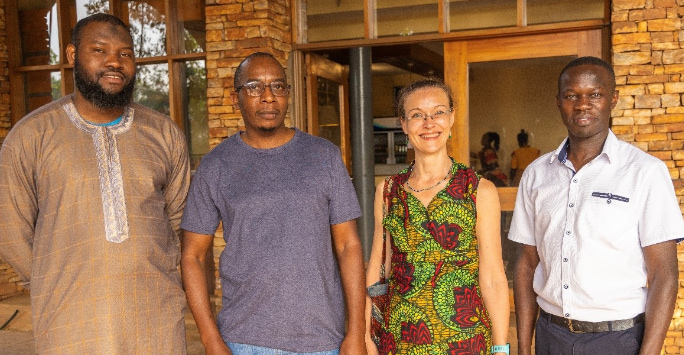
left=0, top=293, right=520, bottom=355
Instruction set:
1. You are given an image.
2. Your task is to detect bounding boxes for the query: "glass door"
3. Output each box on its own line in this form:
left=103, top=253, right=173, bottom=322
left=305, top=53, right=351, bottom=171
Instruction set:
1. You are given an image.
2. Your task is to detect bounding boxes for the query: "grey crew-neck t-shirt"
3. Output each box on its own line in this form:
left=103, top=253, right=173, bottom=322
left=181, top=129, right=362, bottom=352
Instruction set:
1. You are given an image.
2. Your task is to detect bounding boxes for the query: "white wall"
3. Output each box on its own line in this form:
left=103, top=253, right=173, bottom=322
left=469, top=57, right=572, bottom=175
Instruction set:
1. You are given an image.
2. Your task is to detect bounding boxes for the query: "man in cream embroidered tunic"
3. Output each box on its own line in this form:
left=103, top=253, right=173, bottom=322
left=0, top=14, right=190, bottom=354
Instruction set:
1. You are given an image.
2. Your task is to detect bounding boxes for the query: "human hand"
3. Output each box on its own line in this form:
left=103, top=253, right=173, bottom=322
left=340, top=333, right=367, bottom=355
left=365, top=336, right=379, bottom=355
left=204, top=340, right=232, bottom=355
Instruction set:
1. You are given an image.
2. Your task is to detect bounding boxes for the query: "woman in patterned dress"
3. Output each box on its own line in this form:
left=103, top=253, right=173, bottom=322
left=365, top=79, right=510, bottom=355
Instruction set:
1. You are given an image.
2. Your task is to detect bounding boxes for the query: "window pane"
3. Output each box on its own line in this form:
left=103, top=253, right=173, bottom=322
left=377, top=0, right=439, bottom=38
left=51, top=72, right=62, bottom=101
left=527, top=0, right=605, bottom=25
left=76, top=0, right=110, bottom=19
left=134, top=63, right=169, bottom=115
left=184, top=60, right=208, bottom=171
left=177, top=0, right=206, bottom=53
left=19, top=3, right=57, bottom=66
left=450, top=0, right=517, bottom=32
left=316, top=76, right=342, bottom=147
left=121, top=1, right=167, bottom=57
left=23, top=71, right=58, bottom=113
left=305, top=0, right=364, bottom=42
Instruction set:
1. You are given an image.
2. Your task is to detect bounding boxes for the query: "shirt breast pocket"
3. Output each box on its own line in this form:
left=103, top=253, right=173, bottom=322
left=583, top=191, right=639, bottom=247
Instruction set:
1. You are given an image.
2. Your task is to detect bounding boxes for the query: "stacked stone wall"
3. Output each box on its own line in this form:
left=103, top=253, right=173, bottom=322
left=612, top=0, right=684, bottom=352
left=205, top=0, right=291, bottom=150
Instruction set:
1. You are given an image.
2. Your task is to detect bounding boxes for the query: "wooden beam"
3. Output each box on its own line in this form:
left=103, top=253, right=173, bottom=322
left=443, top=41, right=469, bottom=165
left=294, top=19, right=606, bottom=51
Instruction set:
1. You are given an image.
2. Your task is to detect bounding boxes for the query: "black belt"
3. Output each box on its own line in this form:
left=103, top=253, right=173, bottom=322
left=539, top=309, right=645, bottom=333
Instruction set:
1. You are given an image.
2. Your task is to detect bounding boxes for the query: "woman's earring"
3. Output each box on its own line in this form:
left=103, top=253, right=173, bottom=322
left=449, top=132, right=452, bottom=139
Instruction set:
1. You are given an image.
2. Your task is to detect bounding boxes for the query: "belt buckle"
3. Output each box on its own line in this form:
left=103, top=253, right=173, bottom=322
left=568, top=319, right=584, bottom=334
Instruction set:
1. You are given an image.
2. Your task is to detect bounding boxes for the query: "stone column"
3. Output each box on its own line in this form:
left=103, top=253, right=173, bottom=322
left=205, top=0, right=292, bottom=148
left=611, top=1, right=684, bottom=353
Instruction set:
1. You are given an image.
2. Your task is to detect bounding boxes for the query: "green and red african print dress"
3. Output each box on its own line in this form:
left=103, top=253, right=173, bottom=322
left=377, top=160, right=492, bottom=355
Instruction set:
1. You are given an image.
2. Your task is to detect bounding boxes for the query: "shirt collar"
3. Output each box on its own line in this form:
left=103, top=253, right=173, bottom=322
left=551, top=129, right=618, bottom=165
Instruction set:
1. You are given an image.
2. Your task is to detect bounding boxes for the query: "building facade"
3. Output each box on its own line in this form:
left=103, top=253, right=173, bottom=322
left=0, top=0, right=683, bottom=352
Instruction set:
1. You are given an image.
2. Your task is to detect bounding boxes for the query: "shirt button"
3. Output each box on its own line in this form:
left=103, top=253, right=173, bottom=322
left=569, top=203, right=574, bottom=208
left=572, top=179, right=578, bottom=183
left=565, top=313, right=570, bottom=317
left=565, top=231, right=571, bottom=235
left=563, top=258, right=568, bottom=262
left=563, top=285, right=569, bottom=289
left=607, top=200, right=612, bottom=204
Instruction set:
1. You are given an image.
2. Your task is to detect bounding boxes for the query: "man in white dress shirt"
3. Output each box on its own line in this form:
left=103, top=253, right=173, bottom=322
left=509, top=56, right=683, bottom=355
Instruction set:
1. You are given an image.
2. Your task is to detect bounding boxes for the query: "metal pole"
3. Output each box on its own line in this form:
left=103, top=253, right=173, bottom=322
left=349, top=47, right=375, bottom=261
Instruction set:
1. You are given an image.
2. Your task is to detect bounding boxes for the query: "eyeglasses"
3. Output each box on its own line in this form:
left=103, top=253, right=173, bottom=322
left=235, top=81, right=291, bottom=97
left=405, top=108, right=452, bottom=125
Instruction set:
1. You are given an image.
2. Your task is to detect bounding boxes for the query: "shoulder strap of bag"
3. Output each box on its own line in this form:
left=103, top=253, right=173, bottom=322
left=379, top=177, right=392, bottom=281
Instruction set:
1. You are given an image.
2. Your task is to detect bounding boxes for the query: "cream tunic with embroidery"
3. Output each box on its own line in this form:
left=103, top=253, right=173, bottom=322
left=0, top=95, right=190, bottom=354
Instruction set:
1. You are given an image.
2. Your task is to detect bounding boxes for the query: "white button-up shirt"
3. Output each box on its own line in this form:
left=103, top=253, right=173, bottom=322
left=509, top=130, right=684, bottom=322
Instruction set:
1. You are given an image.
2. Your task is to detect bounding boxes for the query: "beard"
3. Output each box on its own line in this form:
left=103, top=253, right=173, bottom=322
left=74, top=58, right=136, bottom=109
left=258, top=126, right=277, bottom=133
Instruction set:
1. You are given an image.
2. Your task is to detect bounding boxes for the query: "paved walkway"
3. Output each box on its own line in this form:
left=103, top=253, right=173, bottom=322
left=0, top=293, right=520, bottom=354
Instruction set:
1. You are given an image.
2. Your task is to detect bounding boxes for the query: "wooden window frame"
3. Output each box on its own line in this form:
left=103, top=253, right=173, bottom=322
left=7, top=0, right=206, bottom=133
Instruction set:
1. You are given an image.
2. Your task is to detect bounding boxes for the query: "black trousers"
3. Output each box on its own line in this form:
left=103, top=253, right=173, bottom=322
left=534, top=314, right=645, bottom=355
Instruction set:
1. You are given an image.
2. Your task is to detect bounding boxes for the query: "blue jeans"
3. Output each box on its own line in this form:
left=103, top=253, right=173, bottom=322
left=226, top=342, right=340, bottom=355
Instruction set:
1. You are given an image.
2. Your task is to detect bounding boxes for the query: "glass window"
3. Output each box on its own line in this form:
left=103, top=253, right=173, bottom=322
left=134, top=63, right=170, bottom=115
left=527, top=0, right=605, bottom=25
left=19, top=3, right=56, bottom=66
left=305, top=0, right=364, bottom=42
left=316, top=76, right=342, bottom=147
left=377, top=0, right=439, bottom=38
left=184, top=60, right=208, bottom=171
left=177, top=0, right=206, bottom=53
left=119, top=0, right=168, bottom=57
left=23, top=71, right=58, bottom=113
left=51, top=72, right=62, bottom=101
left=450, top=0, right=517, bottom=32
left=76, top=0, right=109, bottom=19
left=12, top=0, right=208, bottom=163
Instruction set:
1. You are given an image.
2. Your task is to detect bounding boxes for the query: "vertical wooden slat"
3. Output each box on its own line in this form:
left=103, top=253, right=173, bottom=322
left=439, top=0, right=449, bottom=34
left=292, top=0, right=306, bottom=44
left=109, top=0, right=121, bottom=18
left=305, top=54, right=319, bottom=136
left=443, top=41, right=469, bottom=165
left=166, top=0, right=185, bottom=130
left=7, top=0, right=25, bottom=124
left=365, top=0, right=376, bottom=39
left=517, top=0, right=527, bottom=27
left=290, top=51, right=307, bottom=130
left=339, top=67, right=351, bottom=171
left=60, top=0, right=76, bottom=98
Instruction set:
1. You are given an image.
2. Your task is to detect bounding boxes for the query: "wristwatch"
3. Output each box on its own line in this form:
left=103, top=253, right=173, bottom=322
left=491, top=344, right=510, bottom=354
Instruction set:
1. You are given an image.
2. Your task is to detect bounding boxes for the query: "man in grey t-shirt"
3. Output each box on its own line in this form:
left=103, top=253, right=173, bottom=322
left=180, top=52, right=367, bottom=355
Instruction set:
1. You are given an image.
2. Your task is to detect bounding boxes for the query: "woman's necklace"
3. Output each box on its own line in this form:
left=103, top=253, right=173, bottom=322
left=406, top=166, right=451, bottom=193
